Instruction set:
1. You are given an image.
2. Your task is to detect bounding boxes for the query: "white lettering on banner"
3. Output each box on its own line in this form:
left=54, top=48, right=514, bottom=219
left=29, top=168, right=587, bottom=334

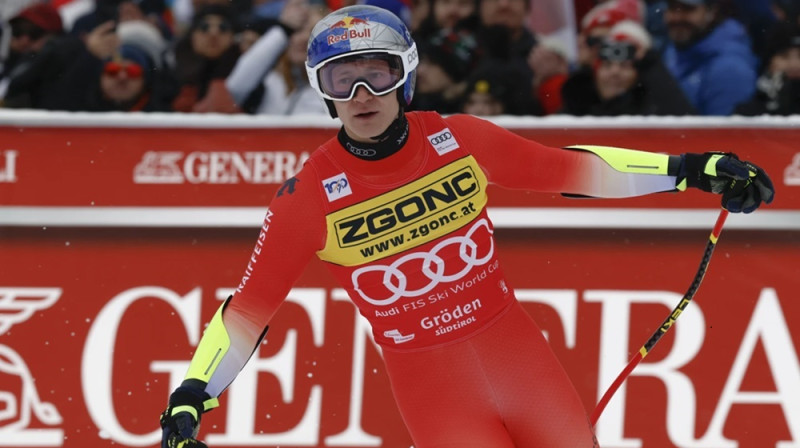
left=0, top=287, right=63, bottom=446
left=785, top=153, right=800, bottom=186
left=207, top=288, right=328, bottom=445
left=0, top=150, right=17, bottom=183
left=325, top=288, right=382, bottom=446
left=133, top=151, right=309, bottom=185
left=83, top=287, right=203, bottom=447
left=77, top=286, right=798, bottom=447
left=694, top=288, right=800, bottom=448
left=585, top=289, right=800, bottom=448
left=586, top=290, right=705, bottom=448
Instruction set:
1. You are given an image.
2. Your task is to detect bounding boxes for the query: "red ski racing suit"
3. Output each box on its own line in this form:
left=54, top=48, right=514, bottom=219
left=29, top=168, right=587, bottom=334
left=182, top=111, right=683, bottom=447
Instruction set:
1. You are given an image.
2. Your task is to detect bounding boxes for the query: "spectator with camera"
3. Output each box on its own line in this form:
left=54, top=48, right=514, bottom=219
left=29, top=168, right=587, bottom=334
left=562, top=20, right=695, bottom=116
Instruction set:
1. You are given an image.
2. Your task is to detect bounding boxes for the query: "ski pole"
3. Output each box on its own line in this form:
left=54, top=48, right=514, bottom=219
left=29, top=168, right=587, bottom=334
left=590, top=208, right=730, bottom=427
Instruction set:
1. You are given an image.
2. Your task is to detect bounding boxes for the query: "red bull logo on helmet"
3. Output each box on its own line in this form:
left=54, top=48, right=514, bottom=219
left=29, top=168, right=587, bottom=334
left=327, top=16, right=372, bottom=45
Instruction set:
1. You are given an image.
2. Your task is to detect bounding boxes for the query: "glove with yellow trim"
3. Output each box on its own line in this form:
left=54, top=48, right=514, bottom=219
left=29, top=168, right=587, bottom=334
left=160, top=380, right=218, bottom=448
left=677, top=152, right=774, bottom=213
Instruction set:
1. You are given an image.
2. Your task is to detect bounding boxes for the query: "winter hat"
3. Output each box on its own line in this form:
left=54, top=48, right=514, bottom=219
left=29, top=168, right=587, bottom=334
left=420, top=29, right=482, bottom=83
left=538, top=35, right=569, bottom=60
left=190, top=4, right=236, bottom=31
left=582, top=3, right=622, bottom=32
left=10, top=3, right=64, bottom=34
left=613, top=0, right=646, bottom=22
left=117, top=43, right=155, bottom=83
left=117, top=20, right=167, bottom=69
left=607, top=20, right=652, bottom=53
left=129, top=0, right=166, bottom=15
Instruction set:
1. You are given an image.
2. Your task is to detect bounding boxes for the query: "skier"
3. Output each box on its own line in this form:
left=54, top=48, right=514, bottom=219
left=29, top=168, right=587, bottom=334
left=159, top=5, right=774, bottom=447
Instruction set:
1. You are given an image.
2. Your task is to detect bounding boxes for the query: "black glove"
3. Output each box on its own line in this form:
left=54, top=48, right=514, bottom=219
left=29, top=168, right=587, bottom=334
left=678, top=152, right=775, bottom=213
left=160, top=381, right=216, bottom=448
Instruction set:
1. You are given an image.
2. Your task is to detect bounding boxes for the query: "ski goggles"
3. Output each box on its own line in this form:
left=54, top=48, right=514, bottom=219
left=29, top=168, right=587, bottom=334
left=307, top=46, right=418, bottom=101
left=103, top=61, right=144, bottom=78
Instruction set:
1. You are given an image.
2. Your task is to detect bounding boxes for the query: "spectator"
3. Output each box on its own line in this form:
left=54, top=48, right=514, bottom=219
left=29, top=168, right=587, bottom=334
left=578, top=0, right=641, bottom=68
left=4, top=16, right=100, bottom=109
left=562, top=20, right=695, bottom=115
left=56, top=19, right=176, bottom=111
left=225, top=0, right=331, bottom=114
left=414, top=0, right=477, bottom=40
left=171, top=5, right=241, bottom=113
left=172, top=0, right=252, bottom=34
left=736, top=22, right=800, bottom=115
left=527, top=36, right=570, bottom=114
left=661, top=0, right=758, bottom=115
left=408, top=0, right=430, bottom=33
left=476, top=0, right=535, bottom=62
left=410, top=28, right=481, bottom=113
left=71, top=0, right=173, bottom=39
left=0, top=2, right=64, bottom=101
left=461, top=62, right=536, bottom=115
left=68, top=43, right=176, bottom=111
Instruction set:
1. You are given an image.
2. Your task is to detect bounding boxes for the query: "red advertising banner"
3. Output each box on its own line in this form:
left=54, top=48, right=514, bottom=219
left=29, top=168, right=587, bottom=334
left=0, top=114, right=798, bottom=210
left=0, top=113, right=799, bottom=448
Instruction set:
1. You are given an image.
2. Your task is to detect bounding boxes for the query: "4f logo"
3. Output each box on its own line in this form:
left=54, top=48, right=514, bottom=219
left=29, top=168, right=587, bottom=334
left=0, top=288, right=64, bottom=446
left=322, top=173, right=352, bottom=202
left=0, top=150, right=17, bottom=183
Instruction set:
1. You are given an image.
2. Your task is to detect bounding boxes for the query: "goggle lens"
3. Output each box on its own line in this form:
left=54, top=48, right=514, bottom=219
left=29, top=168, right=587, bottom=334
left=318, top=53, right=404, bottom=100
left=103, top=62, right=144, bottom=78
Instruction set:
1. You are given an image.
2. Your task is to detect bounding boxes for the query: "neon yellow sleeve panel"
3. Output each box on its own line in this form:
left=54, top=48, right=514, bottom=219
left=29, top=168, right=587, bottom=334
left=185, top=301, right=231, bottom=385
left=565, top=145, right=672, bottom=175
left=704, top=154, right=724, bottom=176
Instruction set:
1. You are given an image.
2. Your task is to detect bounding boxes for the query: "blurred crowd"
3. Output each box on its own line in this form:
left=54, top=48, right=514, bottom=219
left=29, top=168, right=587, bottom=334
left=0, top=0, right=798, bottom=116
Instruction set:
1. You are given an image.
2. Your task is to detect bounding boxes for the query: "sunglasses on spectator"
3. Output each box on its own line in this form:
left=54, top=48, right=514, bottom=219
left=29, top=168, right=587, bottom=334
left=103, top=61, right=144, bottom=78
left=11, top=22, right=46, bottom=40
left=197, top=21, right=232, bottom=33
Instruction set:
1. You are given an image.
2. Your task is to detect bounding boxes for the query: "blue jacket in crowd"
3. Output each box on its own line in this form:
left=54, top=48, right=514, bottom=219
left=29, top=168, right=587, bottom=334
left=662, top=18, right=758, bottom=115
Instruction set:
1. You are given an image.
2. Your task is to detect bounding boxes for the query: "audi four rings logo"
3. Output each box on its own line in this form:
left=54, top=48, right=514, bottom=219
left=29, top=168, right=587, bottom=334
left=351, top=218, right=493, bottom=306
left=428, top=128, right=459, bottom=155
left=429, top=132, right=452, bottom=146
left=346, top=143, right=377, bottom=157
